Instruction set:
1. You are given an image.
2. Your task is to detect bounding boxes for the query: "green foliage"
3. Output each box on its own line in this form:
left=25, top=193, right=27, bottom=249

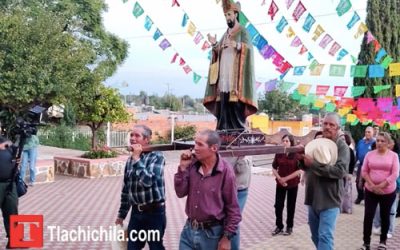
left=258, top=90, right=309, bottom=120
left=161, top=95, right=182, bottom=111
left=173, top=125, right=196, bottom=141
left=62, top=103, right=77, bottom=127
left=354, top=0, right=400, bottom=97
left=38, top=125, right=91, bottom=151
left=0, top=0, right=128, bottom=138
left=151, top=132, right=169, bottom=144
left=126, top=92, right=202, bottom=112
left=82, top=145, right=118, bottom=159
left=74, top=85, right=131, bottom=148
left=351, top=0, right=400, bottom=134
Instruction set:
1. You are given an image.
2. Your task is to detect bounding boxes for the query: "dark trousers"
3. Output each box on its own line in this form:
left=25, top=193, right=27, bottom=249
left=128, top=206, right=166, bottom=250
left=363, top=189, right=396, bottom=245
left=274, top=185, right=298, bottom=229
left=356, top=166, right=364, bottom=201
left=0, top=182, right=18, bottom=238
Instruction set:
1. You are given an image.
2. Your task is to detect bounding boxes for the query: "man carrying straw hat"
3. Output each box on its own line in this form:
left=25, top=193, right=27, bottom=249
left=302, top=112, right=349, bottom=250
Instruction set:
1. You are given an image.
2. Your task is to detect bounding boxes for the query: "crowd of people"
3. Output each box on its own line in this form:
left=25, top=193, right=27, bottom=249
left=114, top=112, right=400, bottom=250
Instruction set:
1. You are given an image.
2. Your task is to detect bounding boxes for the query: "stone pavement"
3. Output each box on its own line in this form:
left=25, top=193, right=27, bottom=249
left=0, top=146, right=399, bottom=249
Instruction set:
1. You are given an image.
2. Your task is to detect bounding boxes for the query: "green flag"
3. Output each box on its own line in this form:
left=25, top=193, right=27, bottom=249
left=381, top=56, right=394, bottom=69
left=373, top=85, right=391, bottom=94
left=325, top=102, right=336, bottom=112
left=351, top=55, right=358, bottom=64
left=133, top=2, right=144, bottom=18
left=291, top=90, right=302, bottom=100
left=351, top=65, right=368, bottom=77
left=300, top=96, right=311, bottom=105
left=336, top=0, right=352, bottom=16
left=351, top=86, right=366, bottom=97
left=329, top=65, right=346, bottom=77
left=280, top=81, right=295, bottom=92
left=239, top=12, right=249, bottom=27
left=193, top=72, right=201, bottom=84
left=309, top=59, right=319, bottom=71
left=351, top=118, right=359, bottom=126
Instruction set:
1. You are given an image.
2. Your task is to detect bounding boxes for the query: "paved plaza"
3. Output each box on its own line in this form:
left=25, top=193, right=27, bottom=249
left=1, top=146, right=400, bottom=249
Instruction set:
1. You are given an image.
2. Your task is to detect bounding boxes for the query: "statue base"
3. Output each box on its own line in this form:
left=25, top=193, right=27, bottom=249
left=217, top=131, right=265, bottom=147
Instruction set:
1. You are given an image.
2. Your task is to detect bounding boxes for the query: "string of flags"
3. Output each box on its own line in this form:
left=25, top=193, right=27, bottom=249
left=131, top=1, right=202, bottom=83
left=267, top=80, right=400, bottom=128
left=268, top=0, right=362, bottom=64
left=125, top=0, right=400, bottom=128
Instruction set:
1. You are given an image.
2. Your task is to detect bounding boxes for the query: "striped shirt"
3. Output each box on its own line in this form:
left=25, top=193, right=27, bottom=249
left=118, top=151, right=165, bottom=219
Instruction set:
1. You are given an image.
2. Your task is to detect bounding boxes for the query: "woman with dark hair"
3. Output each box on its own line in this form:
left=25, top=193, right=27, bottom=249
left=372, top=138, right=400, bottom=239
left=360, top=132, right=399, bottom=250
left=271, top=134, right=302, bottom=236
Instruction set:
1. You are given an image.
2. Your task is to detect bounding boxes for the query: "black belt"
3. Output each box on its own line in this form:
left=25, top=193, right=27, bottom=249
left=187, top=218, right=223, bottom=230
left=133, top=202, right=164, bottom=212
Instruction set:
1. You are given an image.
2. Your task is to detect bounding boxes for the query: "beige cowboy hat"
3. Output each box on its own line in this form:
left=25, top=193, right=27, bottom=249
left=305, top=138, right=338, bottom=165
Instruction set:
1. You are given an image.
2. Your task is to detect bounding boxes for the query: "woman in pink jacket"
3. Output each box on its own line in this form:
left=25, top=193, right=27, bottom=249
left=360, top=132, right=399, bottom=250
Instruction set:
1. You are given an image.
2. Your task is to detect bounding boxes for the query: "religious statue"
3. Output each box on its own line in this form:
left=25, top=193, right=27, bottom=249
left=203, top=0, right=258, bottom=132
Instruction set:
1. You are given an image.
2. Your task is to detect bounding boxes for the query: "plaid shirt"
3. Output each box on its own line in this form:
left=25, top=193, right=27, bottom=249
left=118, top=151, right=165, bottom=219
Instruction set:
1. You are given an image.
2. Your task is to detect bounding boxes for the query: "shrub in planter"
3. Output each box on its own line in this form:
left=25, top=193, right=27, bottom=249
left=82, top=145, right=118, bottom=159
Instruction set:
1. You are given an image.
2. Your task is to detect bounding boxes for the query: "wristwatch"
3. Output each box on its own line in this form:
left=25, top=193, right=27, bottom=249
left=223, top=231, right=234, bottom=240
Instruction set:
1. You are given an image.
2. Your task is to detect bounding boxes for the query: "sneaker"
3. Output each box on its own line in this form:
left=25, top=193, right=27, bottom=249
left=377, top=242, right=387, bottom=250
left=271, top=227, right=283, bottom=236
left=359, top=244, right=370, bottom=250
left=387, top=233, right=392, bottom=239
left=283, top=227, right=292, bottom=236
left=372, top=226, right=381, bottom=235
left=28, top=182, right=35, bottom=187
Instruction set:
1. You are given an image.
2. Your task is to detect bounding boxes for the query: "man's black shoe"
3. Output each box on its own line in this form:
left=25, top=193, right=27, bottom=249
left=283, top=227, right=293, bottom=236
left=271, top=227, right=283, bottom=236
left=355, top=198, right=363, bottom=204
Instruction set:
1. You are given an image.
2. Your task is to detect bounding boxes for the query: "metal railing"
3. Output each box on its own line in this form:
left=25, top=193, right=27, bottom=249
left=38, top=130, right=129, bottom=148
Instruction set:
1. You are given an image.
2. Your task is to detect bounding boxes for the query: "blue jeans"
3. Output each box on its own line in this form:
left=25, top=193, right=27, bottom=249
left=308, top=206, right=340, bottom=250
left=128, top=206, right=166, bottom=250
left=179, top=221, right=223, bottom=250
left=231, top=188, right=248, bottom=250
left=373, top=193, right=399, bottom=234
left=20, top=147, right=37, bottom=183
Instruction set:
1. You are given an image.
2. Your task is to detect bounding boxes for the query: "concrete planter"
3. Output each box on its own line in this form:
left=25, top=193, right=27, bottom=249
left=54, top=155, right=128, bottom=178
left=24, top=160, right=55, bottom=184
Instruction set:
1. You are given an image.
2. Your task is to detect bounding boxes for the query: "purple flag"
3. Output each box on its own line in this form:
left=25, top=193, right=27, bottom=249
left=159, top=39, right=171, bottom=50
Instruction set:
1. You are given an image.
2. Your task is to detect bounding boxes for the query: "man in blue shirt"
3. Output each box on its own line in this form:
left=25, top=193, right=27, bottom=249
left=355, top=126, right=375, bottom=204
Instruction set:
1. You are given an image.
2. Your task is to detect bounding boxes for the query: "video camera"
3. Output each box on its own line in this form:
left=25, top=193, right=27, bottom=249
left=14, top=105, right=47, bottom=140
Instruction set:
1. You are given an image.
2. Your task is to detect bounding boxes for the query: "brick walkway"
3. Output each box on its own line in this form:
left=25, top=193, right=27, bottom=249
left=0, top=147, right=399, bottom=249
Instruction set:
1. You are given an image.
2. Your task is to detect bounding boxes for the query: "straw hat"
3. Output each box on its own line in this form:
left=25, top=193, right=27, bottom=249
left=305, top=138, right=338, bottom=165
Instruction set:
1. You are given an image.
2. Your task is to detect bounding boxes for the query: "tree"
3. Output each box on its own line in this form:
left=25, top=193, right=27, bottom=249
left=258, top=90, right=309, bottom=120
left=75, top=85, right=131, bottom=148
left=351, top=0, right=400, bottom=138
left=0, top=0, right=128, bottom=137
left=162, top=94, right=183, bottom=111
left=354, top=0, right=400, bottom=98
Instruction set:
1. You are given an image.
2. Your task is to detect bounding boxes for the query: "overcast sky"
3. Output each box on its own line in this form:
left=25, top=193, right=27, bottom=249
left=102, top=0, right=367, bottom=98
